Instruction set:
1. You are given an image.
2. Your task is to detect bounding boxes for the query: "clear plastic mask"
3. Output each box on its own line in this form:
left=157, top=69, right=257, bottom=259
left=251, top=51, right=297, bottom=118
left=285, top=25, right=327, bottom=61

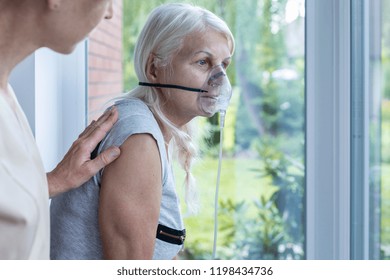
left=198, top=65, right=233, bottom=115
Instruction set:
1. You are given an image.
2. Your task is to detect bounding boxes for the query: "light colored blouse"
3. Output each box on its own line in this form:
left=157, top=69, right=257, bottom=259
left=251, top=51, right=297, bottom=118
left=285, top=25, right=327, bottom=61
left=50, top=98, right=185, bottom=260
left=0, top=85, right=50, bottom=259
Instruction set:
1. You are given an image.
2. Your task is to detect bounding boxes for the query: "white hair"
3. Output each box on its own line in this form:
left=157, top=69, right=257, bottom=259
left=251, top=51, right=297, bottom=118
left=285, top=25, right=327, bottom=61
left=122, top=3, right=234, bottom=213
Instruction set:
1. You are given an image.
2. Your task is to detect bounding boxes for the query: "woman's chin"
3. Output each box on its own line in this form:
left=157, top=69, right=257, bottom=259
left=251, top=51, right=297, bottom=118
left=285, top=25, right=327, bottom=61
left=200, top=109, right=216, bottom=118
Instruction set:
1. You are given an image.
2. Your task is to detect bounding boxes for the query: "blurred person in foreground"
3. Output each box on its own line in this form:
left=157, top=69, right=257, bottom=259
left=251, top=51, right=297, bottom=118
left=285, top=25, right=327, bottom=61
left=0, top=0, right=121, bottom=259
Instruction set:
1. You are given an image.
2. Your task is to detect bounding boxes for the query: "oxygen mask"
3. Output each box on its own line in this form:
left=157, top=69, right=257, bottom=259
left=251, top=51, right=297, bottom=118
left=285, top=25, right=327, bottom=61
left=198, top=65, right=232, bottom=116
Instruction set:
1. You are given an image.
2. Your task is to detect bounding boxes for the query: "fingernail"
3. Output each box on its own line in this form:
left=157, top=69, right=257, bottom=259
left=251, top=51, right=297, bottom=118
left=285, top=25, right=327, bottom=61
left=110, top=147, right=120, bottom=158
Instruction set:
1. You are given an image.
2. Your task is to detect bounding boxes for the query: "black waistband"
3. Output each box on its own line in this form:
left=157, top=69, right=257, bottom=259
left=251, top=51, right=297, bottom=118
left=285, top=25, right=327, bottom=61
left=156, top=224, right=186, bottom=245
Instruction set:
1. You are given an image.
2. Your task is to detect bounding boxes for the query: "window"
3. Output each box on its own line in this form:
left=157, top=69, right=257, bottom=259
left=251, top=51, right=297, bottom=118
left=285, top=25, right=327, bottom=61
left=379, top=0, right=390, bottom=260
left=349, top=0, right=390, bottom=260
left=11, top=0, right=388, bottom=261
left=123, top=0, right=306, bottom=260
left=367, top=0, right=390, bottom=260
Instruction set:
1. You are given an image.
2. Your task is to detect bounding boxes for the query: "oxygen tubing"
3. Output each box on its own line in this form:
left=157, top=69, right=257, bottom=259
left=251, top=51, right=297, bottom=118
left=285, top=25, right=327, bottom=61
left=212, top=110, right=226, bottom=259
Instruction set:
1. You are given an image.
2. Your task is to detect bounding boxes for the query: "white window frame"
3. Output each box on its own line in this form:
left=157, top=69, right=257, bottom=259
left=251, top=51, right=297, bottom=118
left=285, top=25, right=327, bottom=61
left=307, top=0, right=380, bottom=260
left=350, top=0, right=370, bottom=260
left=306, top=0, right=351, bottom=259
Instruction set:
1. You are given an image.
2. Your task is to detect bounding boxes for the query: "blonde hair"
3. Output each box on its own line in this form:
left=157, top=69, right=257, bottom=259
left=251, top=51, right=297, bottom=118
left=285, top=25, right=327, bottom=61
left=122, top=3, right=234, bottom=213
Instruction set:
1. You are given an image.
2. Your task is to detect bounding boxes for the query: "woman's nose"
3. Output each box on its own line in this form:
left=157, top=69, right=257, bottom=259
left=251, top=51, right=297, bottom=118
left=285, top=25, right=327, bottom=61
left=104, top=1, right=114, bottom=20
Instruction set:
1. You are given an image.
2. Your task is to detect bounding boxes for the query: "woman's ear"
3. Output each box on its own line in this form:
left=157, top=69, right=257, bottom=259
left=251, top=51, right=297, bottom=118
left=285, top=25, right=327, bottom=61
left=146, top=53, right=159, bottom=82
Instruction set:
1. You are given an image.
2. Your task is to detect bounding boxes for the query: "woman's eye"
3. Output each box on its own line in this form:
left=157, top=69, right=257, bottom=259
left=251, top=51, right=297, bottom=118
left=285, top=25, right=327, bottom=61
left=197, top=59, right=208, bottom=66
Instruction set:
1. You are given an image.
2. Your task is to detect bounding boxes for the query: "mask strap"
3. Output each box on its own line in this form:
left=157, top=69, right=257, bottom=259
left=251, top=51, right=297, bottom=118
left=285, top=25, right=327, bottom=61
left=138, top=82, right=208, bottom=93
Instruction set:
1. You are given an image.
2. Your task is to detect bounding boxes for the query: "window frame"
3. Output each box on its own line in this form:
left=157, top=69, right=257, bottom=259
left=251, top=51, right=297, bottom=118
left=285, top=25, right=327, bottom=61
left=306, top=0, right=351, bottom=259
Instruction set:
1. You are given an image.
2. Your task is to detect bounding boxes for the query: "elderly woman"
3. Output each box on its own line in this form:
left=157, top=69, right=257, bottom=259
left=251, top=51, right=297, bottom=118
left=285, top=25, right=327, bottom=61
left=50, top=2, right=235, bottom=260
left=0, top=0, right=120, bottom=260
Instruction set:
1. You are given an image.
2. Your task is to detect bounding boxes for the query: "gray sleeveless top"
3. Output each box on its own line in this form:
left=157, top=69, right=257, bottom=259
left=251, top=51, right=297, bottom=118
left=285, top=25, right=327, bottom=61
left=50, top=98, right=185, bottom=260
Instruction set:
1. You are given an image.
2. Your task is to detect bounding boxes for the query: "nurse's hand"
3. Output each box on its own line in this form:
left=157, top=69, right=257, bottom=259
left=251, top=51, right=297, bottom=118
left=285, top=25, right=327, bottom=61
left=47, top=107, right=121, bottom=198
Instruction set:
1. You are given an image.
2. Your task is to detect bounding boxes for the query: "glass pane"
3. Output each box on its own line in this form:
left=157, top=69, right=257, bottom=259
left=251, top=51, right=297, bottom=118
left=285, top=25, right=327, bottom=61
left=122, top=0, right=305, bottom=260
left=373, top=0, right=390, bottom=260
left=368, top=0, right=390, bottom=260
left=367, top=0, right=382, bottom=259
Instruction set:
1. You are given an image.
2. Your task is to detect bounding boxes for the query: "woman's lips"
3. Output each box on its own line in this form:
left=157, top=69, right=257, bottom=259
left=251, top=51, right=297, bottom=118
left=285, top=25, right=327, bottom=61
left=202, top=95, right=218, bottom=100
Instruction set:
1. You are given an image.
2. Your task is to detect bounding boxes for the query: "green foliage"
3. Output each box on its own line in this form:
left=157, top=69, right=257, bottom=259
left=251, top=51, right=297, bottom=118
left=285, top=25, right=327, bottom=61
left=176, top=157, right=267, bottom=260
left=122, top=0, right=159, bottom=91
left=382, top=100, right=390, bottom=163
left=380, top=1, right=390, bottom=258
left=382, top=0, right=390, bottom=149
left=180, top=139, right=304, bottom=260
left=383, top=39, right=390, bottom=100
left=254, top=137, right=304, bottom=246
left=381, top=164, right=390, bottom=259
left=200, top=191, right=303, bottom=260
left=216, top=194, right=286, bottom=260
left=234, top=0, right=304, bottom=150
left=382, top=0, right=390, bottom=99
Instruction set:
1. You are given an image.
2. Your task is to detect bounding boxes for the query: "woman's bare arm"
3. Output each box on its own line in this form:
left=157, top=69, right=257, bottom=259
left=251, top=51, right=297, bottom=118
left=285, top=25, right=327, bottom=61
left=99, top=133, right=162, bottom=259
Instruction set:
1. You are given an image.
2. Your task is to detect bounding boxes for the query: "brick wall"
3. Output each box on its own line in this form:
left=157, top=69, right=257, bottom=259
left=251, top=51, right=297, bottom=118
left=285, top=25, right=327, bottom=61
left=88, top=0, right=123, bottom=123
